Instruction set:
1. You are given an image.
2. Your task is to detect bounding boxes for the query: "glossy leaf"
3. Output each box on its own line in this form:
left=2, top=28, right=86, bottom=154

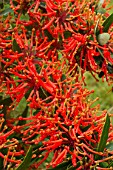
left=95, top=114, right=110, bottom=160
left=0, top=7, right=13, bottom=16
left=16, top=146, right=32, bottom=170
left=99, top=162, right=108, bottom=168
left=106, top=142, right=113, bottom=151
left=103, top=13, right=113, bottom=32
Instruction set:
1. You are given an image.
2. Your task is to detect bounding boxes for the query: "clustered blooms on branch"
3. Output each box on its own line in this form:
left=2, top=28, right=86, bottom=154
left=1, top=0, right=113, bottom=169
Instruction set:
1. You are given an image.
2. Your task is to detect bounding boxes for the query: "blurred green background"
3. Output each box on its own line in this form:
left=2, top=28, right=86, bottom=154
left=85, top=72, right=113, bottom=111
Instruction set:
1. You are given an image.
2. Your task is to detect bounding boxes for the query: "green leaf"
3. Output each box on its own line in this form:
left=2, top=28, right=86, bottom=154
left=67, top=159, right=83, bottom=170
left=98, top=71, right=104, bottom=78
left=108, top=160, right=113, bottom=168
left=99, top=162, right=108, bottom=168
left=97, top=8, right=106, bottom=14
left=48, top=160, right=71, bottom=170
left=95, top=114, right=110, bottom=160
left=58, top=51, right=62, bottom=60
left=16, top=146, right=32, bottom=170
left=103, top=13, right=113, bottom=32
left=0, top=2, right=3, bottom=9
left=107, top=64, right=113, bottom=74
left=0, top=7, right=13, bottom=16
left=20, top=13, right=29, bottom=21
left=18, top=106, right=28, bottom=126
left=0, top=97, right=12, bottom=105
left=98, top=33, right=110, bottom=46
left=12, top=39, right=21, bottom=52
left=94, top=55, right=104, bottom=68
left=106, top=142, right=113, bottom=151
left=96, top=47, right=104, bottom=59
left=44, top=29, right=54, bottom=41
left=64, top=31, right=72, bottom=39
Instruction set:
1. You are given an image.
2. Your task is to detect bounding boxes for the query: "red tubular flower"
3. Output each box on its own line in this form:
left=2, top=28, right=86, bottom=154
left=52, top=147, right=68, bottom=167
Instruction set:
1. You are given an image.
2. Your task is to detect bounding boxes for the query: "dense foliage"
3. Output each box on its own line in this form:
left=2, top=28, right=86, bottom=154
left=1, top=0, right=113, bottom=169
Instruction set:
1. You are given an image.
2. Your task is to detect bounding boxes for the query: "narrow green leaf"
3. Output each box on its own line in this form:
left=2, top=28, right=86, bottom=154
left=48, top=160, right=71, bottom=170
left=67, top=166, right=75, bottom=170
left=96, top=47, right=104, bottom=59
left=95, top=114, right=110, bottom=160
left=103, top=13, right=113, bottom=32
left=67, top=159, right=84, bottom=170
left=16, top=146, right=32, bottom=170
left=108, top=160, right=113, bottom=168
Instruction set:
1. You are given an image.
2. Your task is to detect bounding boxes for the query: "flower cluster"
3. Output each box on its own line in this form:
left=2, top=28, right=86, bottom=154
left=1, top=0, right=113, bottom=169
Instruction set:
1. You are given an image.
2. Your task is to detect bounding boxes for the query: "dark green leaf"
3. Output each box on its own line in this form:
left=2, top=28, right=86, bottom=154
left=98, top=71, right=104, bottom=78
left=18, top=106, right=28, bottom=126
left=108, top=160, right=113, bottom=168
left=94, top=54, right=104, bottom=68
left=64, top=31, right=72, bottom=39
left=67, top=158, right=84, bottom=170
left=44, top=29, right=54, bottom=41
left=95, top=114, right=110, bottom=160
left=12, top=39, right=21, bottom=53
left=40, top=1, right=46, bottom=8
left=96, top=47, right=104, bottom=59
left=67, top=166, right=75, bottom=170
left=80, top=124, right=90, bottom=132
left=107, top=64, right=113, bottom=74
left=0, top=148, right=8, bottom=169
left=0, top=2, right=3, bottom=9
left=106, top=142, right=113, bottom=151
left=103, top=13, right=113, bottom=32
left=16, top=146, right=32, bottom=170
left=0, top=8, right=13, bottom=16
left=0, top=97, right=12, bottom=105
left=48, top=160, right=71, bottom=170
left=99, top=162, right=108, bottom=168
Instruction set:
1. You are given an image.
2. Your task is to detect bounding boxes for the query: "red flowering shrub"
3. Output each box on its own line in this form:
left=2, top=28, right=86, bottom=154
left=1, top=0, right=113, bottom=169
